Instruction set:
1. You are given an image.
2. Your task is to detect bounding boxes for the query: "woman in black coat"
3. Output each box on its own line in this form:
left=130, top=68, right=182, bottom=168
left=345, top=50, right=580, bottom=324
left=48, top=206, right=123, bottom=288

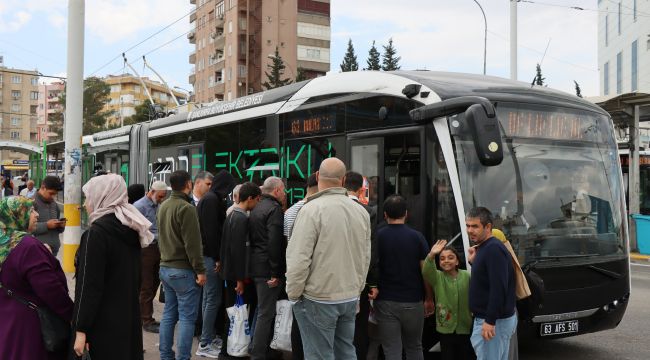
left=71, top=174, right=154, bottom=360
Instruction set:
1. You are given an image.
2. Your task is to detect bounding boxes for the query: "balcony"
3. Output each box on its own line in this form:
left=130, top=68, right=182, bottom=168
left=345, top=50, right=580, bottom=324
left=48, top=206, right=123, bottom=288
left=189, top=51, right=197, bottom=64
left=214, top=82, right=225, bottom=95
left=215, top=13, right=225, bottom=27
left=188, top=31, right=196, bottom=44
left=190, top=12, right=197, bottom=23
left=189, top=74, right=196, bottom=84
left=190, top=0, right=195, bottom=4
left=214, top=35, right=225, bottom=49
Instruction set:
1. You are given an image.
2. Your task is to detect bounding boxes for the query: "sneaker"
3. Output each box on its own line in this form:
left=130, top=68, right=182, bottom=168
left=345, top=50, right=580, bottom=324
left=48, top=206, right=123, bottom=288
left=211, top=336, right=223, bottom=349
left=196, top=343, right=221, bottom=358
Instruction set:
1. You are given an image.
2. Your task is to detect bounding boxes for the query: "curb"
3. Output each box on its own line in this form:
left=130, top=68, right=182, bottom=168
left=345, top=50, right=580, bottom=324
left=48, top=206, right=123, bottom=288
left=630, top=253, right=650, bottom=262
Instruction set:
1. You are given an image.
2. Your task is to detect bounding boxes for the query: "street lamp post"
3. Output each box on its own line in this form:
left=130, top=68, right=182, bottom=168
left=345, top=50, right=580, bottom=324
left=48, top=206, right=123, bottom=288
left=473, top=0, right=487, bottom=75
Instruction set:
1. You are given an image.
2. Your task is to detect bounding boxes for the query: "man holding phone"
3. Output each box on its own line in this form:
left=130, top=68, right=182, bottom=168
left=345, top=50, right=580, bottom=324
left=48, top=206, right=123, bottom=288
left=33, top=176, right=65, bottom=255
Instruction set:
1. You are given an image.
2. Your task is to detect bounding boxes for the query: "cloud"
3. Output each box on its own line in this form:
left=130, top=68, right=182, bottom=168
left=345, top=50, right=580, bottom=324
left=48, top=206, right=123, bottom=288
left=86, top=0, right=193, bottom=45
left=48, top=12, right=66, bottom=29
left=0, top=10, right=32, bottom=32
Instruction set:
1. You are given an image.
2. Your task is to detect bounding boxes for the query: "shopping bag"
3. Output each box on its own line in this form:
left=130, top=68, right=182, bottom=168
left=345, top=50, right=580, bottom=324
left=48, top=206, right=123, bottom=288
left=227, top=295, right=251, bottom=357
left=270, top=300, right=293, bottom=351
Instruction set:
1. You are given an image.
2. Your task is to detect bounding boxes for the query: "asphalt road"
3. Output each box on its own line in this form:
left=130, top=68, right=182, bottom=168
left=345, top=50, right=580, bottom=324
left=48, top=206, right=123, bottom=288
left=519, top=261, right=650, bottom=360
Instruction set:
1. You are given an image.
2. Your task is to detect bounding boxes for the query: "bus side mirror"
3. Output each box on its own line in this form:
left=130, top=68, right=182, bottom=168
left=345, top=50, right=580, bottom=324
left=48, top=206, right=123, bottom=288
left=465, top=104, right=503, bottom=166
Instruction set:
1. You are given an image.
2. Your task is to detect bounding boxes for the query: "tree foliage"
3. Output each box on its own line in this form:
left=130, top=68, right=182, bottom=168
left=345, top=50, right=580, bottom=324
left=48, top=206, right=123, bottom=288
left=123, top=99, right=153, bottom=125
left=295, top=67, right=308, bottom=82
left=381, top=38, right=401, bottom=71
left=340, top=39, right=359, bottom=72
left=57, top=77, right=113, bottom=136
left=47, top=110, right=64, bottom=141
left=262, top=47, right=292, bottom=90
left=574, top=80, right=582, bottom=98
left=365, top=40, right=381, bottom=70
left=534, top=64, right=546, bottom=86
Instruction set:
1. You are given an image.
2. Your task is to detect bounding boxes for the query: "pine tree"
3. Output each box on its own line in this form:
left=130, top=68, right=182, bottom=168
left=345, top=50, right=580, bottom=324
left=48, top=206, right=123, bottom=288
left=534, top=64, right=545, bottom=86
left=574, top=80, right=583, bottom=98
left=340, top=39, right=359, bottom=72
left=295, top=67, right=308, bottom=82
left=381, top=38, right=401, bottom=71
left=365, top=40, right=381, bottom=70
left=262, top=47, right=292, bottom=90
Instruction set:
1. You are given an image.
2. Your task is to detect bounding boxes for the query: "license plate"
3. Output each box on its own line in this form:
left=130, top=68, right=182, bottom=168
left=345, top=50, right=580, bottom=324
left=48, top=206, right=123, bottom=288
left=540, top=320, right=579, bottom=336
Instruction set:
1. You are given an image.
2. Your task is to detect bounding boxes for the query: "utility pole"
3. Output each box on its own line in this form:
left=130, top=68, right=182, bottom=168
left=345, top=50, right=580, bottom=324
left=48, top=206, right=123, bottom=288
left=510, top=0, right=518, bottom=80
left=62, top=0, right=84, bottom=273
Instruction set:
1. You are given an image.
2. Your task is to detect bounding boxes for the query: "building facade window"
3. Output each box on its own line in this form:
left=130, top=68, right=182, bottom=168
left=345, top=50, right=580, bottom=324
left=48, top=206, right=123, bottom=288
left=31, top=77, right=38, bottom=85
left=11, top=104, right=20, bottom=112
left=11, top=90, right=21, bottom=99
left=297, top=45, right=330, bottom=63
left=605, top=15, right=608, bottom=46
left=11, top=75, right=21, bottom=83
left=616, top=52, right=622, bottom=94
left=229, top=21, right=232, bottom=33
left=618, top=2, right=621, bottom=35
left=30, top=91, right=39, bottom=100
left=11, top=117, right=20, bottom=126
left=11, top=131, right=21, bottom=139
left=631, top=40, right=638, bottom=91
left=297, top=22, right=331, bottom=41
left=217, top=1, right=225, bottom=16
left=604, top=62, right=609, bottom=95
left=110, top=85, right=121, bottom=93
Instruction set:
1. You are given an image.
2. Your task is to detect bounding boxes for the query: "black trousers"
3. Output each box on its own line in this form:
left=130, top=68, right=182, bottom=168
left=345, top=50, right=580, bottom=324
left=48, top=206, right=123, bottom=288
left=354, top=287, right=371, bottom=359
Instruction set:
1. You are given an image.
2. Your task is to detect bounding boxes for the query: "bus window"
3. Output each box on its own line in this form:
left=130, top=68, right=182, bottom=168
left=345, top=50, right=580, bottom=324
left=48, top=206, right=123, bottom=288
left=283, top=136, right=345, bottom=205
left=348, top=130, right=427, bottom=237
left=429, top=136, right=465, bottom=265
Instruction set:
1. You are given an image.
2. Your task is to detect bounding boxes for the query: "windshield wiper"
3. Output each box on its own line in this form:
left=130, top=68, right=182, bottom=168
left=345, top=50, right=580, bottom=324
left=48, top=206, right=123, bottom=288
left=523, top=254, right=599, bottom=271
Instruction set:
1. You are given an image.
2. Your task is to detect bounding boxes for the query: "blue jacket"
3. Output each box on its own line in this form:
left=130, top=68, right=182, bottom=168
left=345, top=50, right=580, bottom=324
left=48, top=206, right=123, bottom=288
left=469, top=236, right=516, bottom=325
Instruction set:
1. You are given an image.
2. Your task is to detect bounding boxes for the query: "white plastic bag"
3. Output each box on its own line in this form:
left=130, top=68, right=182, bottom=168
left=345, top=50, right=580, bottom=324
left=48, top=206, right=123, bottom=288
left=270, top=300, right=293, bottom=352
left=227, top=295, right=251, bottom=357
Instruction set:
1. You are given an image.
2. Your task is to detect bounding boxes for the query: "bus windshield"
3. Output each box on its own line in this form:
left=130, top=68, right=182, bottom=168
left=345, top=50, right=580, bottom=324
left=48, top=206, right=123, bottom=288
left=451, top=102, right=626, bottom=266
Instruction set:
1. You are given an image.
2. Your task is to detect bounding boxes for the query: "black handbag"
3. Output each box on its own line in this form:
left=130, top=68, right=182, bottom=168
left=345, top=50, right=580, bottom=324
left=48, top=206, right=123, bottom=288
left=1, top=283, right=71, bottom=352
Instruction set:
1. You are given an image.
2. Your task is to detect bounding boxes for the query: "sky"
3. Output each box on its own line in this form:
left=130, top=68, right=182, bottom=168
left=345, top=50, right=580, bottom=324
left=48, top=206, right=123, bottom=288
left=0, top=0, right=602, bottom=97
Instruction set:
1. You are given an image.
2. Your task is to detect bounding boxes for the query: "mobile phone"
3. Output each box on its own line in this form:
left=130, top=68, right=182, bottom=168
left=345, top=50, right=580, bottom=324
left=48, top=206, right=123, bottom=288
left=59, top=217, right=67, bottom=221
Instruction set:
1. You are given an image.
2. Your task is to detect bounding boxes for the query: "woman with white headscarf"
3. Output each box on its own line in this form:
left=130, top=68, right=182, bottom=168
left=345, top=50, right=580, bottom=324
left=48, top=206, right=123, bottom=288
left=71, top=174, right=154, bottom=360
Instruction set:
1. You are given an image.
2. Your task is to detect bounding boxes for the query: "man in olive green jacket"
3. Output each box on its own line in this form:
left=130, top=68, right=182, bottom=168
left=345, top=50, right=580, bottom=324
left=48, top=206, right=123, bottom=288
left=157, top=170, right=206, bottom=360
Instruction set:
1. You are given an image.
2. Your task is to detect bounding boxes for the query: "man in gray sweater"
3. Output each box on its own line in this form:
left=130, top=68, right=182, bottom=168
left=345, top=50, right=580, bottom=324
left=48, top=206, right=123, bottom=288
left=32, top=176, right=65, bottom=255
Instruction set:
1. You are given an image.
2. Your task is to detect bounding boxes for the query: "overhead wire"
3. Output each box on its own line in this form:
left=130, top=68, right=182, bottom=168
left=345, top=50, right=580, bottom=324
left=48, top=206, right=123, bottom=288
left=88, top=1, right=208, bottom=77
left=519, top=0, right=650, bottom=18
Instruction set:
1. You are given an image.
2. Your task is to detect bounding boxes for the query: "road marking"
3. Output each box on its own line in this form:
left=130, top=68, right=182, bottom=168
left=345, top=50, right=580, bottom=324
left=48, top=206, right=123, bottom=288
left=631, top=262, right=650, bottom=268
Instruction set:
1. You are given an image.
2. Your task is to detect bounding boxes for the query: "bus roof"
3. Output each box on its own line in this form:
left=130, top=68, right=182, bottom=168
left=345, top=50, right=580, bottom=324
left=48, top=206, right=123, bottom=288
left=85, top=70, right=608, bottom=143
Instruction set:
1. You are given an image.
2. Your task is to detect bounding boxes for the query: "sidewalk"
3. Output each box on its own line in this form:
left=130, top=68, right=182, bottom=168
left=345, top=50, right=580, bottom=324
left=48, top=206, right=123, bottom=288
left=631, top=252, right=650, bottom=262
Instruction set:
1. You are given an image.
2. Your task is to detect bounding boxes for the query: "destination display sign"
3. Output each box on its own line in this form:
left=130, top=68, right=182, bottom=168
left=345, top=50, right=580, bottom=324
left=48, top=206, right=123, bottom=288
left=500, top=108, right=601, bottom=142
left=284, top=110, right=338, bottom=138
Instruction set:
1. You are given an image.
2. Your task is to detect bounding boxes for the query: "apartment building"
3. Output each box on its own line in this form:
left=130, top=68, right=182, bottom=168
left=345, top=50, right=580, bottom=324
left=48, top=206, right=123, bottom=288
left=37, top=81, right=65, bottom=143
left=598, top=0, right=650, bottom=95
left=189, top=0, right=331, bottom=103
left=0, top=65, right=40, bottom=161
left=103, top=74, right=188, bottom=126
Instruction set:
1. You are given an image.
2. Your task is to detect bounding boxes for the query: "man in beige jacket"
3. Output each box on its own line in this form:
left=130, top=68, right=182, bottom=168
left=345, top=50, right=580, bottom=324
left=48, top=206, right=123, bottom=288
left=286, top=158, right=371, bottom=359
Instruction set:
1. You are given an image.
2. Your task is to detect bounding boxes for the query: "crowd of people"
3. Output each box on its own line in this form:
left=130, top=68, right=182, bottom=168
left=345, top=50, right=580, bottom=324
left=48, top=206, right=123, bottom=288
left=0, top=159, right=521, bottom=360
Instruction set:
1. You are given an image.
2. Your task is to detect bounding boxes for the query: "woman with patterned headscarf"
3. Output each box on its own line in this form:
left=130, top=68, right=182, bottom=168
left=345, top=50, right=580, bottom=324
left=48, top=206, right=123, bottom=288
left=71, top=174, right=154, bottom=360
left=0, top=197, right=73, bottom=360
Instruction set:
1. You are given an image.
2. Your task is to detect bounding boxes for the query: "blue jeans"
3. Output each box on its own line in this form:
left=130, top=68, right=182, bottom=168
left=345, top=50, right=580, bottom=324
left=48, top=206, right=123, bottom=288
left=470, top=314, right=517, bottom=360
left=293, top=298, right=357, bottom=360
left=200, top=256, right=223, bottom=346
left=159, top=267, right=201, bottom=360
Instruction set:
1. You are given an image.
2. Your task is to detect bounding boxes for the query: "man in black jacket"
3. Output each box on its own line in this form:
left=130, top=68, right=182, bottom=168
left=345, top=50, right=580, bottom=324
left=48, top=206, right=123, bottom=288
left=248, top=176, right=285, bottom=360
left=196, top=170, right=234, bottom=358
left=220, top=182, right=261, bottom=345
left=344, top=171, right=378, bottom=360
